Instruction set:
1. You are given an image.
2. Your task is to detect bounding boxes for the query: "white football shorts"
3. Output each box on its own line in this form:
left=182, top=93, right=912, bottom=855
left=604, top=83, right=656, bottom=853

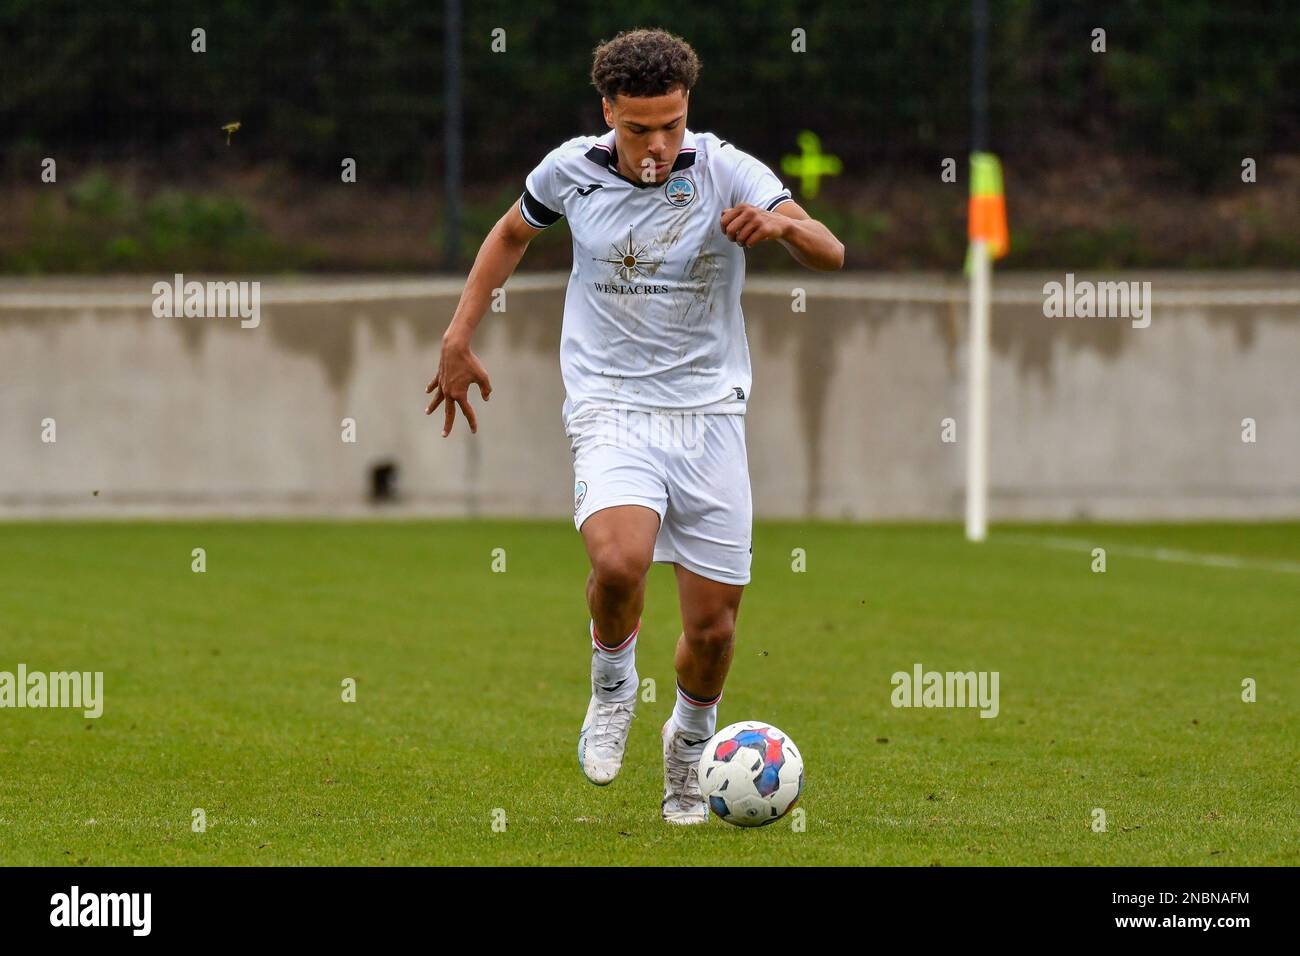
left=568, top=406, right=753, bottom=586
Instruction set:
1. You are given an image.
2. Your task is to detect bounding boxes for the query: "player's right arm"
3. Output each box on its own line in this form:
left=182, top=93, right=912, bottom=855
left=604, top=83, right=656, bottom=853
left=425, top=202, right=544, bottom=437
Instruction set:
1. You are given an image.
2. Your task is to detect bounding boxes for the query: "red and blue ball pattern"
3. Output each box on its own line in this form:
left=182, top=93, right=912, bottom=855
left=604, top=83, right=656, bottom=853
left=713, top=727, right=787, bottom=797
left=707, top=725, right=800, bottom=823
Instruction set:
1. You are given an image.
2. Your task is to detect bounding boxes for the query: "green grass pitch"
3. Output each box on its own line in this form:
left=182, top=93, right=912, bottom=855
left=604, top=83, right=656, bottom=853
left=1, top=520, right=1296, bottom=866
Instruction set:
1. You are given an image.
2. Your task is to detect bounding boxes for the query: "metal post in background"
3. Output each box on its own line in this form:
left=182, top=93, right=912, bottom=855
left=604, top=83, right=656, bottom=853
left=971, top=0, right=988, bottom=154
left=443, top=0, right=463, bottom=273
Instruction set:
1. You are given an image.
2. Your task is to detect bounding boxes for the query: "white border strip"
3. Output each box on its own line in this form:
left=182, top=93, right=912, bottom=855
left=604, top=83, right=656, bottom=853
left=0, top=274, right=573, bottom=310
left=746, top=277, right=1300, bottom=307
left=3, top=274, right=1300, bottom=311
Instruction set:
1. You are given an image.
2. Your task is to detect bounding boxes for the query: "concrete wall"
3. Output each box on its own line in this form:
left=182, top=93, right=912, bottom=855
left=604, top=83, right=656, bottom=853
left=2, top=273, right=1297, bottom=520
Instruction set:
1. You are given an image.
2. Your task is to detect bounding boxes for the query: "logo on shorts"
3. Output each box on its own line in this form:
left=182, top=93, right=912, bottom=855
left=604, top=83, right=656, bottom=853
left=574, top=480, right=587, bottom=513
left=665, top=175, right=696, bottom=207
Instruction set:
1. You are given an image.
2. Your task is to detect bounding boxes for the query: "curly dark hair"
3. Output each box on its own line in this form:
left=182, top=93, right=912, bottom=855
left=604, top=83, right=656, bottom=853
left=590, top=28, right=701, bottom=101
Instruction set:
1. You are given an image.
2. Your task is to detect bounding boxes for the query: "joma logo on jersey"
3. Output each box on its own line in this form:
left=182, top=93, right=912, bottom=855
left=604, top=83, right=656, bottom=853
left=575, top=183, right=604, bottom=197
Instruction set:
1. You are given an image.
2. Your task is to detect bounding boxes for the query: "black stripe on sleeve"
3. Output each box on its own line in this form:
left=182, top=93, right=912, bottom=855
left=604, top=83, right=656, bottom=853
left=520, top=188, right=563, bottom=228
left=765, top=191, right=794, bottom=212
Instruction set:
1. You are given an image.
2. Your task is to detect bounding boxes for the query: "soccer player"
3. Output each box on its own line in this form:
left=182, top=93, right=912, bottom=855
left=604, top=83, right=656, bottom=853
left=426, top=28, right=843, bottom=823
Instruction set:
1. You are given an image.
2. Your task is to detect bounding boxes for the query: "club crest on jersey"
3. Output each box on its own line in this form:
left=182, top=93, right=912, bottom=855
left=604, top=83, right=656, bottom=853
left=665, top=175, right=696, bottom=207
left=574, top=480, right=587, bottom=513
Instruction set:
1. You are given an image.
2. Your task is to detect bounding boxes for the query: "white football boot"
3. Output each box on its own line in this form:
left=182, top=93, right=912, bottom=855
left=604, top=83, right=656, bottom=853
left=661, top=720, right=709, bottom=825
left=577, top=688, right=636, bottom=786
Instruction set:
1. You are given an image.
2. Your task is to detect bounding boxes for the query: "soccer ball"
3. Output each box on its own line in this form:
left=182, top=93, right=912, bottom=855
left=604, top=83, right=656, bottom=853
left=697, top=721, right=803, bottom=827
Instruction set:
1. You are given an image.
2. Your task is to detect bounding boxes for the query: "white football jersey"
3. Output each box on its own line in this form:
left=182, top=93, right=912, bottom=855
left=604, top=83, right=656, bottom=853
left=520, top=128, right=792, bottom=428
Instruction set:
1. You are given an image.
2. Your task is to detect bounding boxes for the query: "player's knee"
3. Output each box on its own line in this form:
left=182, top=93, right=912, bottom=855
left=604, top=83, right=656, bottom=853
left=684, top=611, right=736, bottom=653
left=590, top=551, right=647, bottom=597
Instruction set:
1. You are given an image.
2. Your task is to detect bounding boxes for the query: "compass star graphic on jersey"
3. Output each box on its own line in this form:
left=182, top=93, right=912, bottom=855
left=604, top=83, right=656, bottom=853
left=595, top=228, right=664, bottom=282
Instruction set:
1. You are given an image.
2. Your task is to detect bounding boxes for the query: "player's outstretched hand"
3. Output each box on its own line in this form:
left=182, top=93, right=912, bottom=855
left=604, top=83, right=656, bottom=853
left=720, top=203, right=787, bottom=248
left=425, top=333, right=493, bottom=436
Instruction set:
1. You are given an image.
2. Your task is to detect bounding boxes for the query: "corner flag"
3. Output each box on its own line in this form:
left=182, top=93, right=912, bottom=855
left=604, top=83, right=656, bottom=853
left=966, top=152, right=1008, bottom=266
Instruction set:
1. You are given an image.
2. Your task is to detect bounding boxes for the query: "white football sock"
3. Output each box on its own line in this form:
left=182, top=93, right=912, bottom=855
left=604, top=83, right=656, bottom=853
left=672, top=682, right=720, bottom=745
left=591, top=618, right=639, bottom=703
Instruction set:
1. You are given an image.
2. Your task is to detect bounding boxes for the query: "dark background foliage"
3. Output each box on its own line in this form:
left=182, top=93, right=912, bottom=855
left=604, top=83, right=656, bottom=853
left=4, top=0, right=1296, bottom=188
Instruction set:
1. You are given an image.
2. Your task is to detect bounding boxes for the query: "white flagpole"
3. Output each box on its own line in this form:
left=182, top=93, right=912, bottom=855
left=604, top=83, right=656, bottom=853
left=965, top=238, right=990, bottom=542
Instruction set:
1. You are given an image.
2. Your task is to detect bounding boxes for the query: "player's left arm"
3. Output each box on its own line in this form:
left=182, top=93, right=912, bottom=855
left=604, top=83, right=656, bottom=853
left=720, top=200, right=845, bottom=271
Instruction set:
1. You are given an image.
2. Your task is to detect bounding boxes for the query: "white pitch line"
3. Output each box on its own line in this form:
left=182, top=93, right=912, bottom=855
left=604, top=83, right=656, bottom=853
left=997, top=533, right=1300, bottom=575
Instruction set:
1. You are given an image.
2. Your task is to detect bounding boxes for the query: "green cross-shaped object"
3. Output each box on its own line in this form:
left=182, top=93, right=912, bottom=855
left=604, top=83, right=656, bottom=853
left=781, top=131, right=842, bottom=199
